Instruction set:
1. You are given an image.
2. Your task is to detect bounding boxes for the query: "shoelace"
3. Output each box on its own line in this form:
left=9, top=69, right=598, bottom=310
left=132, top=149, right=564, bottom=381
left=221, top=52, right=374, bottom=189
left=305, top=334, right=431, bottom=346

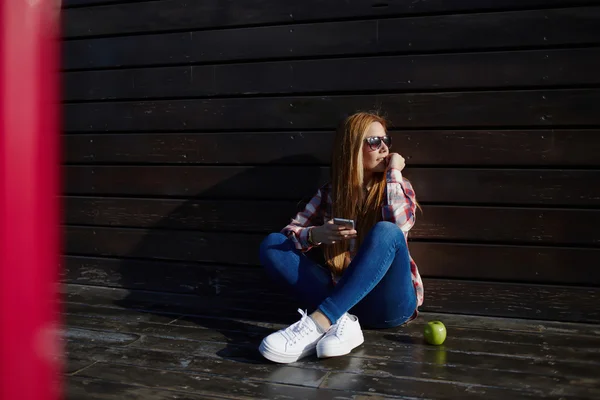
left=281, top=308, right=315, bottom=345
left=325, top=314, right=350, bottom=336
left=324, top=314, right=348, bottom=338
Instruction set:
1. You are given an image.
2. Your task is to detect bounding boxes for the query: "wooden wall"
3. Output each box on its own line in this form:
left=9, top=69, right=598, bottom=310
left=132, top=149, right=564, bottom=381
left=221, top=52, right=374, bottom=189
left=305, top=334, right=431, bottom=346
left=61, top=0, right=600, bottom=323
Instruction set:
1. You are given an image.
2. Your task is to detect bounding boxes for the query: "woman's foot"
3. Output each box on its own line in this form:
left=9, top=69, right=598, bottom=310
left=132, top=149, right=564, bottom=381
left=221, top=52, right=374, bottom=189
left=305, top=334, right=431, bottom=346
left=259, top=309, right=325, bottom=363
left=316, top=313, right=364, bottom=358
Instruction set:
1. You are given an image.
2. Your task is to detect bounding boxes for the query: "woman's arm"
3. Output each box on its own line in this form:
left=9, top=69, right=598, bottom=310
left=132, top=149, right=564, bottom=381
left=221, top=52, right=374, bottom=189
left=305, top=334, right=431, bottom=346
left=382, top=154, right=417, bottom=232
left=281, top=187, right=325, bottom=251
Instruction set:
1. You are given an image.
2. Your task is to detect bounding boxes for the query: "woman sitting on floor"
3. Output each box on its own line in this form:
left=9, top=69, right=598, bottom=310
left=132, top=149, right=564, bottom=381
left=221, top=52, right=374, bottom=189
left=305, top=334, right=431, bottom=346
left=258, top=111, right=423, bottom=363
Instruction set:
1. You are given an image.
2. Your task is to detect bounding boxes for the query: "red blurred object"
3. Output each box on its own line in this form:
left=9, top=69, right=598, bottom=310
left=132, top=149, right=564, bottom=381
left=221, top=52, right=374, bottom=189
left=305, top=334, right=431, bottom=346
left=0, top=0, right=63, bottom=399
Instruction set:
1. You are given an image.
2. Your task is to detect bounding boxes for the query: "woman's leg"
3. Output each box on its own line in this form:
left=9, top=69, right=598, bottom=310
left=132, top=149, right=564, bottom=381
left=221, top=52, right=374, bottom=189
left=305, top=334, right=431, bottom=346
left=258, top=233, right=337, bottom=363
left=317, top=221, right=417, bottom=326
left=259, top=232, right=334, bottom=311
left=349, top=241, right=417, bottom=329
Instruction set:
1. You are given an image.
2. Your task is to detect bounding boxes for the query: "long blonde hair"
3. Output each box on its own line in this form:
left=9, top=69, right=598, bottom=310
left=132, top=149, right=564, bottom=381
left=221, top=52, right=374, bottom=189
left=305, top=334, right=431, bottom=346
left=323, top=112, right=390, bottom=276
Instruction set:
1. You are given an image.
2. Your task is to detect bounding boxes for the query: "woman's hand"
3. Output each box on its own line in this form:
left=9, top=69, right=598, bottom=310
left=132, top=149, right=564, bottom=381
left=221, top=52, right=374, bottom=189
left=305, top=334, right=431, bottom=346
left=386, top=153, right=406, bottom=171
left=312, top=220, right=357, bottom=244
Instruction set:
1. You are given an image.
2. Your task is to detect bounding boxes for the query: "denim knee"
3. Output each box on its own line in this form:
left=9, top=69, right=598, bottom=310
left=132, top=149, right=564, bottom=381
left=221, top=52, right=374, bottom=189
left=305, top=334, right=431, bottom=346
left=371, top=221, right=402, bottom=238
left=372, top=221, right=398, bottom=232
left=368, top=221, right=406, bottom=250
left=259, top=232, right=288, bottom=264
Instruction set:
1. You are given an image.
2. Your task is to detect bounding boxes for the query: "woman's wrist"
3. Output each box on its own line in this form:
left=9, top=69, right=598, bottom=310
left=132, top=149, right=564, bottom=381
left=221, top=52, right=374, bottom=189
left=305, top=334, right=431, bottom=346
left=308, top=226, right=320, bottom=245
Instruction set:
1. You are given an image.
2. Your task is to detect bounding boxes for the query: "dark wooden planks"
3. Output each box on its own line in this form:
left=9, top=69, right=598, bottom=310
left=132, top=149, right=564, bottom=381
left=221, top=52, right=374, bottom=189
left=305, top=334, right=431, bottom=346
left=65, top=302, right=600, bottom=353
left=65, top=339, right=600, bottom=400
left=66, top=327, right=140, bottom=346
left=61, top=0, right=600, bottom=344
left=64, top=226, right=263, bottom=265
left=62, top=278, right=600, bottom=323
left=73, top=363, right=342, bottom=399
left=319, top=373, right=558, bottom=399
left=65, top=337, right=600, bottom=399
left=63, top=89, right=600, bottom=132
left=63, top=311, right=600, bottom=398
left=64, top=297, right=600, bottom=338
left=66, top=357, right=97, bottom=375
left=66, top=304, right=179, bottom=325
left=62, top=255, right=270, bottom=298
left=70, top=361, right=544, bottom=400
left=61, top=254, right=600, bottom=323
left=64, top=197, right=600, bottom=246
left=62, top=7, right=600, bottom=70
left=64, top=304, right=600, bottom=387
left=63, top=224, right=600, bottom=284
left=63, top=130, right=600, bottom=167
left=66, top=331, right=328, bottom=388
left=64, top=132, right=333, bottom=164
left=63, top=197, right=298, bottom=232
left=64, top=165, right=329, bottom=200
left=411, top=206, right=600, bottom=246
left=409, top=242, right=600, bottom=284
left=62, top=0, right=151, bottom=8
left=64, top=166, right=600, bottom=206
left=65, top=247, right=600, bottom=297
left=68, top=376, right=225, bottom=400
left=64, top=283, right=600, bottom=331
left=62, top=0, right=600, bottom=37
left=63, top=48, right=600, bottom=101
left=425, top=279, right=600, bottom=323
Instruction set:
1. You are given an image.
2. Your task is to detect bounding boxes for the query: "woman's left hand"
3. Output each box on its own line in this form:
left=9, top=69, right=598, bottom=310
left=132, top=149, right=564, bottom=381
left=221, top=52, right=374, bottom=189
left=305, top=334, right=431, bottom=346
left=387, top=153, right=406, bottom=171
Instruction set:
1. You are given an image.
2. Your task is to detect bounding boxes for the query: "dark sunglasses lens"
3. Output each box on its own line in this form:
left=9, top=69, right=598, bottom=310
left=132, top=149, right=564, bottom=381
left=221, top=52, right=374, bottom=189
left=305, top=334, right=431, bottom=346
left=367, top=137, right=382, bottom=149
left=366, top=136, right=391, bottom=150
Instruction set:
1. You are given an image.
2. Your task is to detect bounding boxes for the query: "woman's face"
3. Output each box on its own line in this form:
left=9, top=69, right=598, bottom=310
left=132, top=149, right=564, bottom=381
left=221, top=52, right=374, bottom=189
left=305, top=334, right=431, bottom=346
left=362, top=121, right=390, bottom=174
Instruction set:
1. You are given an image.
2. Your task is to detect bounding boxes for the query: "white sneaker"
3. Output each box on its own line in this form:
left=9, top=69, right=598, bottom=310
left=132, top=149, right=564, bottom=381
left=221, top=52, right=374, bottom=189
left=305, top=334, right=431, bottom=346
left=316, top=313, right=364, bottom=358
left=259, top=309, right=325, bottom=363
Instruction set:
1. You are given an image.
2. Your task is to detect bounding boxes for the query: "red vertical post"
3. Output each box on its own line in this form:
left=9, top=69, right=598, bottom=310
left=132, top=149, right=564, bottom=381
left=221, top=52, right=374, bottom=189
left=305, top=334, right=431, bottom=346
left=0, top=1, right=62, bottom=400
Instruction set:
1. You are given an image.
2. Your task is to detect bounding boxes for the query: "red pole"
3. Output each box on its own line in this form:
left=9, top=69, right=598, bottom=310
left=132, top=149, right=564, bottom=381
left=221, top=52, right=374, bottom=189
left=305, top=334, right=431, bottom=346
left=0, top=0, right=62, bottom=400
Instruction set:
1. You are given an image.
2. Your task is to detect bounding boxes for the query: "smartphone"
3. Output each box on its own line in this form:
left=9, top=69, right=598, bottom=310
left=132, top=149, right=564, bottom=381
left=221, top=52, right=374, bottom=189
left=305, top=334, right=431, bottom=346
left=333, top=218, right=355, bottom=230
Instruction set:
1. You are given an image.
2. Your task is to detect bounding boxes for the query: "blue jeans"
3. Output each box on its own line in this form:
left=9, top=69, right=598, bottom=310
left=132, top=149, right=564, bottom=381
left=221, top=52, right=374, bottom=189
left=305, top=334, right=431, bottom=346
left=259, top=221, right=417, bottom=328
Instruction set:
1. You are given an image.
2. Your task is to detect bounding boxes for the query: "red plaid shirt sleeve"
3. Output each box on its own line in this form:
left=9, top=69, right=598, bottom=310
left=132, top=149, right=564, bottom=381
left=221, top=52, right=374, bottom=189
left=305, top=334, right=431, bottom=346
left=382, top=168, right=417, bottom=231
left=281, top=187, right=324, bottom=251
left=382, top=167, right=424, bottom=307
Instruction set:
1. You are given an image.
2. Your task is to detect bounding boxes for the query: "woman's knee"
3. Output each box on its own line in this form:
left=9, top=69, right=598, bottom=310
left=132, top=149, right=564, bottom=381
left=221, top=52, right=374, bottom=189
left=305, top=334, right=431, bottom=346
left=259, top=232, right=289, bottom=264
left=260, top=232, right=287, bottom=248
left=373, top=221, right=398, bottom=232
left=370, top=221, right=404, bottom=242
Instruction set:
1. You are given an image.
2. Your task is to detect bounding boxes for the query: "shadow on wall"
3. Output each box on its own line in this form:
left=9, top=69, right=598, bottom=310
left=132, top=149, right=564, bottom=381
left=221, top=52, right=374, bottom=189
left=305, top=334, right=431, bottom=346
left=113, top=153, right=327, bottom=363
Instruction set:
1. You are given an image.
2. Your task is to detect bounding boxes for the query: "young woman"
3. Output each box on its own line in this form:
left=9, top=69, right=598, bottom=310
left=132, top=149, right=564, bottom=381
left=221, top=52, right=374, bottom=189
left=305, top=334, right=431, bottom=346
left=258, top=112, right=423, bottom=364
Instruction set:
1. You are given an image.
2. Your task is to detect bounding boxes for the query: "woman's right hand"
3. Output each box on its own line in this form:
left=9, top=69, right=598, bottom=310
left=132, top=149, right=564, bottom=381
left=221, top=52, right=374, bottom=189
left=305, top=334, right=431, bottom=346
left=311, top=220, right=357, bottom=244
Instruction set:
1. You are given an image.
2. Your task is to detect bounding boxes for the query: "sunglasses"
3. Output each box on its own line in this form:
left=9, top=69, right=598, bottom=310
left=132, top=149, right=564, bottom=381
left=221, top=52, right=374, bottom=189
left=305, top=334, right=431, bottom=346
left=365, top=136, right=392, bottom=151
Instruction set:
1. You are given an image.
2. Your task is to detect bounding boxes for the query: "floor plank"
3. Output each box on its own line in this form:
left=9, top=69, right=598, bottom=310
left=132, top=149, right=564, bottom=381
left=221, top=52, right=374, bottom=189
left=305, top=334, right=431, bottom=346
left=66, top=357, right=97, bottom=375
left=69, top=358, right=533, bottom=400
left=66, top=327, right=140, bottom=346
left=67, top=341, right=329, bottom=388
left=68, top=376, right=226, bottom=400
left=73, top=362, right=384, bottom=400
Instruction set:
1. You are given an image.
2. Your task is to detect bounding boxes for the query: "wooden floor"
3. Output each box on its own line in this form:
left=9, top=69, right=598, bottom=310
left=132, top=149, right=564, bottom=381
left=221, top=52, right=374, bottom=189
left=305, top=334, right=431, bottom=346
left=64, top=284, right=600, bottom=400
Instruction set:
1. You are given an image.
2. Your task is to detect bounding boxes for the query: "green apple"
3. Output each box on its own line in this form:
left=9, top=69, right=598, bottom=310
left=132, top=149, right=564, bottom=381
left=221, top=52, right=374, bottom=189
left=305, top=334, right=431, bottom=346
left=423, top=321, right=447, bottom=345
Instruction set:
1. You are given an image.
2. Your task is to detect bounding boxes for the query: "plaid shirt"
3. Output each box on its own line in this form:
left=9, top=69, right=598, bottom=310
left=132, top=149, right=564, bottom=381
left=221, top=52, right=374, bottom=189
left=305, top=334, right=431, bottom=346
left=281, top=168, right=424, bottom=308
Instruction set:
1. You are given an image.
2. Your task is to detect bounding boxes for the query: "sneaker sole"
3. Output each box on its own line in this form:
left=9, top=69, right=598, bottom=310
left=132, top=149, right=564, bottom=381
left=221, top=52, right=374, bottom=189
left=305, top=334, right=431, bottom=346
left=258, top=340, right=316, bottom=364
left=316, top=333, right=365, bottom=358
